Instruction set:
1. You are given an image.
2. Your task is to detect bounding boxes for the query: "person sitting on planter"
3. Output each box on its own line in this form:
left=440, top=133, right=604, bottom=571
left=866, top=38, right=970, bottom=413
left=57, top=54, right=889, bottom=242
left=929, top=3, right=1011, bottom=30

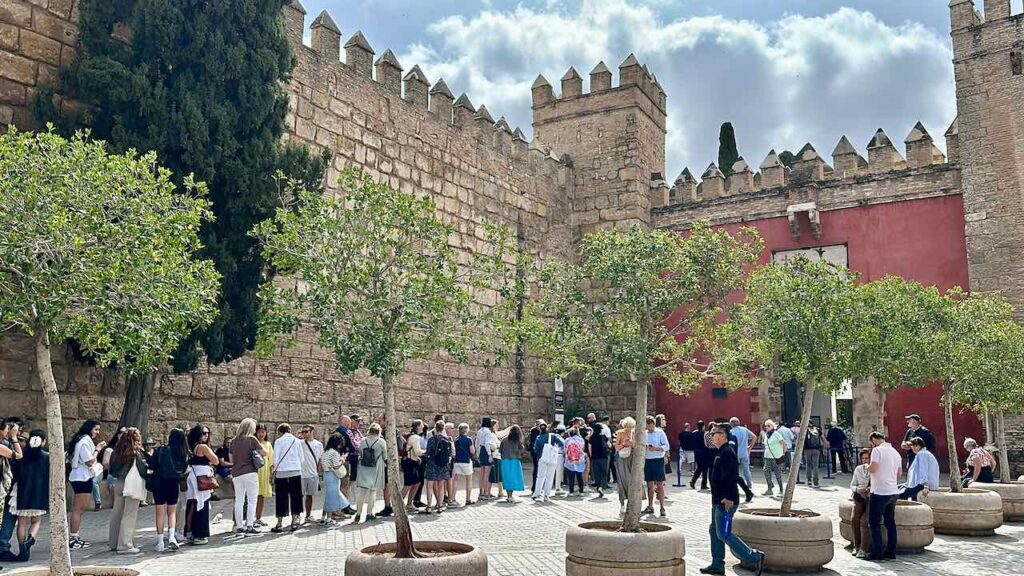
left=849, top=449, right=872, bottom=559
left=961, top=437, right=996, bottom=487
left=699, top=423, right=765, bottom=576
left=900, top=437, right=939, bottom=501
left=866, top=431, right=901, bottom=562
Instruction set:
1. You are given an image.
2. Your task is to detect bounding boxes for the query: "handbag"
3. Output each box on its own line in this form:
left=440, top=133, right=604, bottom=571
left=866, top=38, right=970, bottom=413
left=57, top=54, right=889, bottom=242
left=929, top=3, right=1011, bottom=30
left=123, top=461, right=148, bottom=501
left=251, top=448, right=266, bottom=470
left=192, top=466, right=219, bottom=491
left=539, top=436, right=559, bottom=466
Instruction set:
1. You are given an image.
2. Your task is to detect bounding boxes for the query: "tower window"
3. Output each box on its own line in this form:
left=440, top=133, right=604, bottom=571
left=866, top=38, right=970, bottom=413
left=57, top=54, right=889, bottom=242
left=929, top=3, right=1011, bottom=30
left=1012, top=51, right=1023, bottom=76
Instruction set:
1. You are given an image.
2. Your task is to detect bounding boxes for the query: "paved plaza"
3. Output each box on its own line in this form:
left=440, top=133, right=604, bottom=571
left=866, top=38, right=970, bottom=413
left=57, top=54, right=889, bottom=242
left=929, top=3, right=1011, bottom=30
left=7, top=469, right=1023, bottom=576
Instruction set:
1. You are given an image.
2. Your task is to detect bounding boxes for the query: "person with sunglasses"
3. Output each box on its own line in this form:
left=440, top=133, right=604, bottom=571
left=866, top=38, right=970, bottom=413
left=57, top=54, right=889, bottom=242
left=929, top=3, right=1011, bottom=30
left=701, top=423, right=765, bottom=576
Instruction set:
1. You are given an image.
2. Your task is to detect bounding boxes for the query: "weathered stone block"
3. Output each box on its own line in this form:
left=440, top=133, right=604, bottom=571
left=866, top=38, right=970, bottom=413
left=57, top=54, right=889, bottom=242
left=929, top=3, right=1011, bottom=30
left=0, top=48, right=34, bottom=83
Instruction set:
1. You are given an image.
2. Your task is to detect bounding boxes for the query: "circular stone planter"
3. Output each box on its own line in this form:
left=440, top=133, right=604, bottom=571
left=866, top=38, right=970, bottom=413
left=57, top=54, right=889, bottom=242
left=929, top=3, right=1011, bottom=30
left=565, top=521, right=685, bottom=576
left=918, top=488, right=1003, bottom=536
left=344, top=541, right=487, bottom=576
left=970, top=482, right=1024, bottom=521
left=4, top=565, right=140, bottom=569
left=731, top=508, right=833, bottom=572
left=838, top=499, right=934, bottom=551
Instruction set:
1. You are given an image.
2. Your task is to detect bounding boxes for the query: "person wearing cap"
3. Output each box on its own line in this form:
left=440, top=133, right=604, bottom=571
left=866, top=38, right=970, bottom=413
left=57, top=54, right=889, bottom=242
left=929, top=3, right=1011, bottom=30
left=900, top=415, right=935, bottom=467
left=528, top=419, right=545, bottom=492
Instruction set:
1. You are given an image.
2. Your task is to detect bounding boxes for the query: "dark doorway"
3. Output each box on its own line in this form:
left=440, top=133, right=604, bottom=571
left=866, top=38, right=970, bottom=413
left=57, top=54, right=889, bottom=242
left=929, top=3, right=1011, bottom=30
left=782, top=379, right=801, bottom=424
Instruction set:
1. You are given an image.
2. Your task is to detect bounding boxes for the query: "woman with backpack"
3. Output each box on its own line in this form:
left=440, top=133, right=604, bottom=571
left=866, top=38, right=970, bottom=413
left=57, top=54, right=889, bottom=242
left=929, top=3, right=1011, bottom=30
left=12, top=430, right=46, bottom=561
left=499, top=425, right=526, bottom=503
left=107, top=427, right=149, bottom=554
left=424, top=421, right=453, bottom=513
left=152, top=428, right=189, bottom=553
left=352, top=423, right=386, bottom=523
left=563, top=428, right=587, bottom=495
left=271, top=423, right=303, bottom=532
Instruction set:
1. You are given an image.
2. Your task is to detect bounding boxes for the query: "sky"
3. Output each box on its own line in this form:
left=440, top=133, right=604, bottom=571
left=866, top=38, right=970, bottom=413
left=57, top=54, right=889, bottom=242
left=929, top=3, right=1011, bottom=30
left=296, top=0, right=984, bottom=179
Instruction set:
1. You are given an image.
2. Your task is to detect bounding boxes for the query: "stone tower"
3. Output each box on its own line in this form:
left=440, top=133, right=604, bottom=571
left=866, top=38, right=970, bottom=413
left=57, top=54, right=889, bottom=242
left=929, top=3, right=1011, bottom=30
left=950, top=0, right=1024, bottom=316
left=532, top=56, right=668, bottom=237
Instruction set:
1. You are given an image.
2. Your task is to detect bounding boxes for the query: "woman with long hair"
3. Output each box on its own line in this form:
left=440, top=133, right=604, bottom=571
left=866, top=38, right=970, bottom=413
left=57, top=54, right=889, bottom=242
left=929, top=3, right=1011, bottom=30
left=67, top=419, right=105, bottom=549
left=12, top=430, right=48, bottom=560
left=185, top=425, right=218, bottom=545
left=152, top=428, right=188, bottom=553
left=229, top=418, right=265, bottom=533
left=499, top=425, right=526, bottom=503
left=107, top=427, right=148, bottom=554
left=423, top=420, right=453, bottom=514
left=255, top=423, right=273, bottom=527
left=321, top=433, right=352, bottom=524
left=614, top=417, right=636, bottom=515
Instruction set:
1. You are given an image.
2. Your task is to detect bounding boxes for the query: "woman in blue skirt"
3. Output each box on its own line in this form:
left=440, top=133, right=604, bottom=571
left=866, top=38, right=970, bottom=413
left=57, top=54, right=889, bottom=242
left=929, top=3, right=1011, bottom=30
left=320, top=433, right=351, bottom=524
left=499, top=426, right=526, bottom=502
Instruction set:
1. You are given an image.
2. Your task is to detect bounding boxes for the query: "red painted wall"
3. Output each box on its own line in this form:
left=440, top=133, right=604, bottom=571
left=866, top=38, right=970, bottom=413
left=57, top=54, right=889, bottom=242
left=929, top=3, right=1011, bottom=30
left=657, top=195, right=982, bottom=470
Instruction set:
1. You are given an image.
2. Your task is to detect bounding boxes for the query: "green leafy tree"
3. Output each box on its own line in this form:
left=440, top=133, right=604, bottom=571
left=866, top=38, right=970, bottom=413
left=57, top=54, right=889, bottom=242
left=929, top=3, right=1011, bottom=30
left=36, top=0, right=327, bottom=432
left=859, top=278, right=1021, bottom=490
left=778, top=150, right=797, bottom=168
left=0, top=128, right=219, bottom=576
left=252, top=168, right=522, bottom=558
left=710, top=256, right=865, bottom=516
left=718, top=122, right=740, bottom=177
left=524, top=222, right=762, bottom=531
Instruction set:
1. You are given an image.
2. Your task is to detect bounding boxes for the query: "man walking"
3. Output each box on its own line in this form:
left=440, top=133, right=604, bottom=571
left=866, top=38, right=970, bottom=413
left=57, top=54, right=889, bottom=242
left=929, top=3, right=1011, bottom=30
left=826, top=423, right=850, bottom=474
left=691, top=420, right=711, bottom=490
left=700, top=422, right=764, bottom=576
left=729, top=417, right=755, bottom=488
left=866, top=431, right=901, bottom=561
left=678, top=422, right=696, bottom=479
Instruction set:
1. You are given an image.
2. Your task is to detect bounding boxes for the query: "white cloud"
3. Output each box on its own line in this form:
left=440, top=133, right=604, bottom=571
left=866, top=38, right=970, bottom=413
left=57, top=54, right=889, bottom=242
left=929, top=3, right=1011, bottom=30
left=398, top=1, right=955, bottom=178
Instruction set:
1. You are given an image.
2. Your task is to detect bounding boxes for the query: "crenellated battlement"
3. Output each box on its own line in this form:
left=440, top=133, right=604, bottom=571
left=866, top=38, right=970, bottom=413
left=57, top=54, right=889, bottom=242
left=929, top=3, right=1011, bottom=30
left=282, top=3, right=560, bottom=169
left=656, top=120, right=958, bottom=209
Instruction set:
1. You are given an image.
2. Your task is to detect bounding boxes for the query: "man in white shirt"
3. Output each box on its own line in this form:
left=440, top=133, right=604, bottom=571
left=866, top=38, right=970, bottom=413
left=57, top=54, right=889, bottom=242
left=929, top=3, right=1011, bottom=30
left=776, top=423, right=795, bottom=469
left=866, top=431, right=901, bottom=561
left=298, top=426, right=324, bottom=523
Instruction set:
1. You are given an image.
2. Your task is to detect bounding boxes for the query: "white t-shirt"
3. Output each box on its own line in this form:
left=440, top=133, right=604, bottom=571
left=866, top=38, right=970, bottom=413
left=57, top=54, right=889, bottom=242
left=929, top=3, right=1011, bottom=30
left=68, top=436, right=96, bottom=482
left=869, top=442, right=902, bottom=496
left=299, top=439, right=324, bottom=478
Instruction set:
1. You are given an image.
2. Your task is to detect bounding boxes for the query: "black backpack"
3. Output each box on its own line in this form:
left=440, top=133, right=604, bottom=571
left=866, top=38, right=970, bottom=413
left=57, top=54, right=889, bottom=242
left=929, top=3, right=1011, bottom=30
left=360, top=438, right=380, bottom=467
left=432, top=437, right=451, bottom=466
left=805, top=432, right=822, bottom=450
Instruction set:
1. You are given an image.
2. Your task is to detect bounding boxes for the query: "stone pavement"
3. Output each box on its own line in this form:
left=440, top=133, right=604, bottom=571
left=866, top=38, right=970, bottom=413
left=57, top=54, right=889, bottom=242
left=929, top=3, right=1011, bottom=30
left=5, top=469, right=1023, bottom=576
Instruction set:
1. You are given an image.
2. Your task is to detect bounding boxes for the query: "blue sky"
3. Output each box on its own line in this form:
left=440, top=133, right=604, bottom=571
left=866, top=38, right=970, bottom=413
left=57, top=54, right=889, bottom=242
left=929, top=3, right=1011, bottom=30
left=296, top=0, right=975, bottom=178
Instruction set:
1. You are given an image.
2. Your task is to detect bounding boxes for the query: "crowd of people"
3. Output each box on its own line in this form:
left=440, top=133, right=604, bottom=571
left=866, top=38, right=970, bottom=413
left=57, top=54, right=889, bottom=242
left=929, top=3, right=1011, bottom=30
left=0, top=410, right=1004, bottom=571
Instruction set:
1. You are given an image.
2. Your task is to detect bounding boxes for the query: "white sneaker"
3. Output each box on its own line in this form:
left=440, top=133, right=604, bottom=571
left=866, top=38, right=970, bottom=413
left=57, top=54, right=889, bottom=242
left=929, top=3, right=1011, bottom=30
left=155, top=541, right=165, bottom=553
left=167, top=539, right=180, bottom=551
left=117, top=547, right=141, bottom=555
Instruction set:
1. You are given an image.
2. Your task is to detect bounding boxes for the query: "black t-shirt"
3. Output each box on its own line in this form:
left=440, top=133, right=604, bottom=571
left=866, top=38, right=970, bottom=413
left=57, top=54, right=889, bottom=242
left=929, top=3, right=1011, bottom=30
left=588, top=424, right=608, bottom=459
left=826, top=427, right=846, bottom=446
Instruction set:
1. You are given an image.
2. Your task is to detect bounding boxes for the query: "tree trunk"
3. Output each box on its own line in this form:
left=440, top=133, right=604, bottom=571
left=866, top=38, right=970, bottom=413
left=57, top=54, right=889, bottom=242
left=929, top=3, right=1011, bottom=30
left=35, top=327, right=74, bottom=576
left=997, top=411, right=1011, bottom=484
left=381, top=373, right=417, bottom=558
left=780, top=378, right=815, bottom=517
left=621, top=378, right=649, bottom=532
left=118, top=371, right=156, bottom=435
left=942, top=384, right=962, bottom=493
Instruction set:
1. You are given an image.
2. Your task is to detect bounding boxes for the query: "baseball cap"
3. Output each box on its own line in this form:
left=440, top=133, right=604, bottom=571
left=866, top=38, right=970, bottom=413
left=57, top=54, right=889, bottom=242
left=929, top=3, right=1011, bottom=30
left=350, top=414, right=362, bottom=421
left=143, top=437, right=156, bottom=445
left=904, top=414, right=921, bottom=422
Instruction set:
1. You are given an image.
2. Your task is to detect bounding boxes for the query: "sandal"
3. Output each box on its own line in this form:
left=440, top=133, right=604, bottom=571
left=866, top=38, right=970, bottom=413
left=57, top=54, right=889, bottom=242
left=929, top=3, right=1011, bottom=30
left=270, top=526, right=283, bottom=533
left=289, top=524, right=300, bottom=532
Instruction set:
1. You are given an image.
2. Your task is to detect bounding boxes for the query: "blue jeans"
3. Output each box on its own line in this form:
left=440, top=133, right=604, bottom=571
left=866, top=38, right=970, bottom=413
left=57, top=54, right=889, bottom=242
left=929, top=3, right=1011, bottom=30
left=738, top=457, right=753, bottom=487
left=0, top=496, right=15, bottom=553
left=709, top=503, right=761, bottom=570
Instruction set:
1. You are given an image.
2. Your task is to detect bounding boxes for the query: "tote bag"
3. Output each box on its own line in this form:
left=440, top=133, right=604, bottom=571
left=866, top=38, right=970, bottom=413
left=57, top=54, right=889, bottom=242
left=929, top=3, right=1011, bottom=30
left=123, top=462, right=148, bottom=501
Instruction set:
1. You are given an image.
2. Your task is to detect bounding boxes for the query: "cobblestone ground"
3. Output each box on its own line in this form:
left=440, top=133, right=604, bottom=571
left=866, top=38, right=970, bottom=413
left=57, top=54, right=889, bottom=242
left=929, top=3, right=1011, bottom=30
left=7, top=468, right=1024, bottom=575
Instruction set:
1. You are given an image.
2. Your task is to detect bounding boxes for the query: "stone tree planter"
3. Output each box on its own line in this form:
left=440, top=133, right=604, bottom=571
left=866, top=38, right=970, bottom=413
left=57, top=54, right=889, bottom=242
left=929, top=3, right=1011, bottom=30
left=838, top=499, right=934, bottom=552
left=731, top=508, right=833, bottom=572
left=565, top=521, right=685, bottom=576
left=345, top=541, right=487, bottom=576
left=919, top=488, right=1003, bottom=536
left=970, top=482, right=1024, bottom=521
left=6, top=565, right=141, bottom=569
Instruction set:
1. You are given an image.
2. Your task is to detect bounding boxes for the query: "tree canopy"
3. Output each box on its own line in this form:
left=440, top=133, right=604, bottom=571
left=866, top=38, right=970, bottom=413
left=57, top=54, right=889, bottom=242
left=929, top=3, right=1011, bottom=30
left=0, top=127, right=219, bottom=576
left=523, top=221, right=762, bottom=530
left=252, top=167, right=522, bottom=557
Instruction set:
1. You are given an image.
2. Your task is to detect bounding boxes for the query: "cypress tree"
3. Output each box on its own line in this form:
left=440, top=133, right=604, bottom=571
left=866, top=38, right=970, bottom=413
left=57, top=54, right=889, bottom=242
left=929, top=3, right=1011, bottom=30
left=717, top=122, right=740, bottom=177
left=37, top=0, right=328, bottom=430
